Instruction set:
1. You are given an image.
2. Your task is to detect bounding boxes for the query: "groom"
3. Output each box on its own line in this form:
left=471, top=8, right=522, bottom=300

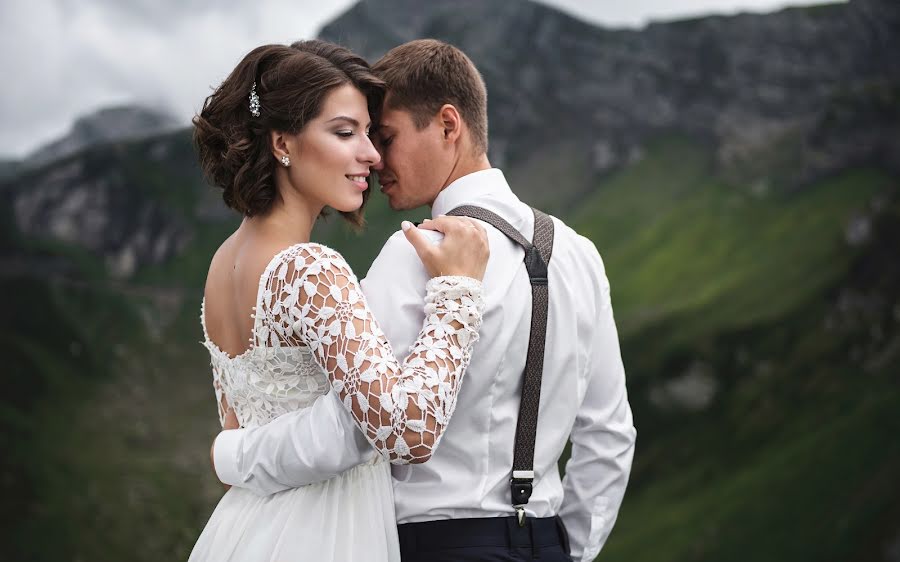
left=211, top=39, right=636, bottom=561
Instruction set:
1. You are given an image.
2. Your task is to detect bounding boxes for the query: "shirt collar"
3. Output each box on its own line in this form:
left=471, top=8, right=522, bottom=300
left=431, top=168, right=513, bottom=218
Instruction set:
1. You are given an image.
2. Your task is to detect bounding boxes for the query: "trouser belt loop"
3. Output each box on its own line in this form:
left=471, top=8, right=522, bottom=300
left=505, top=515, right=517, bottom=556
left=555, top=515, right=571, bottom=556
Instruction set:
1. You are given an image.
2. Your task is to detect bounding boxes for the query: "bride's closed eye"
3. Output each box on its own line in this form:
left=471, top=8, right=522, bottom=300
left=337, top=127, right=372, bottom=139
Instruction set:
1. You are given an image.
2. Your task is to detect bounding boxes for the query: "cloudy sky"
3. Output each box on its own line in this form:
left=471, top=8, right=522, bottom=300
left=0, top=0, right=839, bottom=159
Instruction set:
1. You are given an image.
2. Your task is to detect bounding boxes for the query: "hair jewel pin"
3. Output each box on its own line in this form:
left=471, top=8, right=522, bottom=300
left=249, top=83, right=261, bottom=117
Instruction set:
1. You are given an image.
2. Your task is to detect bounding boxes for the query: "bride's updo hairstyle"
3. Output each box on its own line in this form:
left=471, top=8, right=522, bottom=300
left=193, top=40, right=385, bottom=227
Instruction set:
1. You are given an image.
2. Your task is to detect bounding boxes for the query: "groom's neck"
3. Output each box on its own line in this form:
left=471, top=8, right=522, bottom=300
left=435, top=152, right=492, bottom=202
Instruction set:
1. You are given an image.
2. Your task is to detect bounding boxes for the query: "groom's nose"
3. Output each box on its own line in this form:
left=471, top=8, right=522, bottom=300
left=372, top=155, right=384, bottom=171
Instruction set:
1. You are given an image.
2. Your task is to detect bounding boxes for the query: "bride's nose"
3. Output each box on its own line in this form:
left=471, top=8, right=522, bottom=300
left=360, top=135, right=381, bottom=167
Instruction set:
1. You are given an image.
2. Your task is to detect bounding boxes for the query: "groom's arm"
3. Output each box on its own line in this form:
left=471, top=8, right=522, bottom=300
left=212, top=231, right=429, bottom=495
left=213, top=391, right=374, bottom=495
left=558, top=242, right=637, bottom=560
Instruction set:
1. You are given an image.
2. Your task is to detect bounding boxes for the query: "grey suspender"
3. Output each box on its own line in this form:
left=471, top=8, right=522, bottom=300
left=447, top=205, right=555, bottom=527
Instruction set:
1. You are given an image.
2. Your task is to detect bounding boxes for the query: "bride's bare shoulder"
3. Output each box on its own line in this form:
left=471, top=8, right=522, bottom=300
left=205, top=233, right=296, bottom=295
left=204, top=232, right=238, bottom=297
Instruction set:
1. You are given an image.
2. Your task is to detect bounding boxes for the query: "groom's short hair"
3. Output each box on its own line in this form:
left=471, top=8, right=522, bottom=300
left=373, top=39, right=488, bottom=155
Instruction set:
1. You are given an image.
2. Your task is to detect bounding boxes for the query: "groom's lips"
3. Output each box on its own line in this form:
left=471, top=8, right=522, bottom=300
left=379, top=179, right=396, bottom=193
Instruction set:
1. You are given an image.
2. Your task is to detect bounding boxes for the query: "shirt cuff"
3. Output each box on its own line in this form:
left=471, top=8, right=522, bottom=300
left=213, top=429, right=245, bottom=487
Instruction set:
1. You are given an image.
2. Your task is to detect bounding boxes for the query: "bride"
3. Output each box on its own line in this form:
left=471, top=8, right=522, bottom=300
left=188, top=40, right=489, bottom=561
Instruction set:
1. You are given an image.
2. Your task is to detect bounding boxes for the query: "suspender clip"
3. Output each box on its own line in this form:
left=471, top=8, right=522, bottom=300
left=510, top=478, right=533, bottom=505
left=511, top=478, right=533, bottom=526
left=515, top=505, right=527, bottom=527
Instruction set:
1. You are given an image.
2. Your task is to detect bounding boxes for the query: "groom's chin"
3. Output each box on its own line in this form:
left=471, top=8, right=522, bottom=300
left=386, top=197, right=410, bottom=212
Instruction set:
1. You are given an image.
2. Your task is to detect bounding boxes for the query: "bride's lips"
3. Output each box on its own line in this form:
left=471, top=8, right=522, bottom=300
left=346, top=173, right=369, bottom=191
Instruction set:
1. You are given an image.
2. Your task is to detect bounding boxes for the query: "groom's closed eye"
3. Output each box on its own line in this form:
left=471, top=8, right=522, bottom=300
left=372, top=135, right=393, bottom=150
left=370, top=126, right=393, bottom=149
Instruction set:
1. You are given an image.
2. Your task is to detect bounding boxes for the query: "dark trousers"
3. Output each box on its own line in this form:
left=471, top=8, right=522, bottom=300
left=397, top=516, right=573, bottom=561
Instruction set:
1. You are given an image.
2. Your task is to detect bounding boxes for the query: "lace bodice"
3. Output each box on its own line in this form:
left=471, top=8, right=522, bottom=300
left=201, top=243, right=485, bottom=462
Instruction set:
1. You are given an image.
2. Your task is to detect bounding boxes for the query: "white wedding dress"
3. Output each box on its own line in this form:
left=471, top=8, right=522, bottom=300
left=188, top=243, right=484, bottom=562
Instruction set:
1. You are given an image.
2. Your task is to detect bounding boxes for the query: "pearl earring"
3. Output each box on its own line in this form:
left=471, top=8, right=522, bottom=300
left=281, top=155, right=290, bottom=167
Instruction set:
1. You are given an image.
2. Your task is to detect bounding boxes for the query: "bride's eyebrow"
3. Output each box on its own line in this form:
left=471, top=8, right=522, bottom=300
left=325, top=116, right=370, bottom=128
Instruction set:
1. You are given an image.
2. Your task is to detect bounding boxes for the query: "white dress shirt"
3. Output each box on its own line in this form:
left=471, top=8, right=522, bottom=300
left=213, top=168, right=636, bottom=560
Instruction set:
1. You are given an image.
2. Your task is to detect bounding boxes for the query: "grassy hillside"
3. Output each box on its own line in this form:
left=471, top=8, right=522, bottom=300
left=562, top=138, right=900, bottom=560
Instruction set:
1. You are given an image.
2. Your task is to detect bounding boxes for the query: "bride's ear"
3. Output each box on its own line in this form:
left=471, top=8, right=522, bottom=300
left=269, top=130, right=296, bottom=165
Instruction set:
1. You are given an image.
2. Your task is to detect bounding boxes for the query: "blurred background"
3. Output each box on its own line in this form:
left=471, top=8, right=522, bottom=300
left=1, top=0, right=898, bottom=560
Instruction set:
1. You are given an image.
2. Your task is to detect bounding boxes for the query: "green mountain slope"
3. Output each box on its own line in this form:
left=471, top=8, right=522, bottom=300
left=558, top=139, right=899, bottom=560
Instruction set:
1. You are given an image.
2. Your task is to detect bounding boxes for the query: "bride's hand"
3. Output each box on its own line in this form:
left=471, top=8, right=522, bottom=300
left=402, top=216, right=489, bottom=280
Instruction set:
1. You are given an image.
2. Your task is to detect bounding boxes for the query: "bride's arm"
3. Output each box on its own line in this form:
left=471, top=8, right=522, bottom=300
left=265, top=244, right=484, bottom=463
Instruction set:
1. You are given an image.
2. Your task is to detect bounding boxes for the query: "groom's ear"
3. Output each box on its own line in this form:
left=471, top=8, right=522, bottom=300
left=438, top=104, right=462, bottom=144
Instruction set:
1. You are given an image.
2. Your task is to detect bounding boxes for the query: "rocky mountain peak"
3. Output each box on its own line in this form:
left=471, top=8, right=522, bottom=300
left=26, top=105, right=180, bottom=167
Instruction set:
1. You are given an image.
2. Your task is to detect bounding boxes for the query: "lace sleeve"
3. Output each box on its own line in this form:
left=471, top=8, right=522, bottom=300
left=257, top=244, right=484, bottom=463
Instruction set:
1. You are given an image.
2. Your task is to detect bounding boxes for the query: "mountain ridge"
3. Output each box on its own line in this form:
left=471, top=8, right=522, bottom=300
left=321, top=0, right=899, bottom=189
left=24, top=104, right=180, bottom=169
